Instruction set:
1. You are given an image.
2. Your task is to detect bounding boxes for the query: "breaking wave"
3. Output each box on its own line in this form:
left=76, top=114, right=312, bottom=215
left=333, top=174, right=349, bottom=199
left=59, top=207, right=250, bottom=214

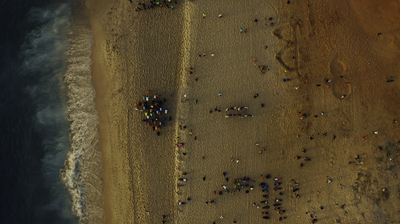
left=21, top=1, right=104, bottom=223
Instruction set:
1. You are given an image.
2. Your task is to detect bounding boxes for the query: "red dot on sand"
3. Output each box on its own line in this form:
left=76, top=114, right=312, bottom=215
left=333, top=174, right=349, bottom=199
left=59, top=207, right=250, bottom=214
left=201, top=156, right=205, bottom=159
left=147, top=90, right=151, bottom=93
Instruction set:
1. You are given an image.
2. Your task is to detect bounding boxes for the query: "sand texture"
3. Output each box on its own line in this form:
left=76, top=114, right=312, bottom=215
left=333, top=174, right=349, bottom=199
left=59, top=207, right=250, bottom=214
left=86, top=0, right=400, bottom=223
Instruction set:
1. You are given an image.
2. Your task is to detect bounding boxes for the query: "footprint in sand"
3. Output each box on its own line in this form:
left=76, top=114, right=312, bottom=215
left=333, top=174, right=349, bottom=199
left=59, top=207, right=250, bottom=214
left=330, top=59, right=351, bottom=99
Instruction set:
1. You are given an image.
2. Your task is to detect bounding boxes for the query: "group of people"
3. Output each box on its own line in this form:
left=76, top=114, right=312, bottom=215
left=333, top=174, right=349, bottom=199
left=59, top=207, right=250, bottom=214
left=131, top=0, right=178, bottom=10
left=135, top=91, right=170, bottom=135
left=202, top=174, right=293, bottom=222
left=253, top=176, right=288, bottom=221
left=225, top=106, right=255, bottom=118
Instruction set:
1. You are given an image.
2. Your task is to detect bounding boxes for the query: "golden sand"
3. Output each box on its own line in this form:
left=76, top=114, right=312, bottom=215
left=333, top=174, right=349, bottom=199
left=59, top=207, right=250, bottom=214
left=86, top=0, right=400, bottom=223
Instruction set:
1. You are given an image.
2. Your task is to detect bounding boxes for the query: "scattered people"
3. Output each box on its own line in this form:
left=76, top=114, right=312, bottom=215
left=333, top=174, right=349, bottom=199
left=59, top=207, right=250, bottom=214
left=133, top=6, right=376, bottom=223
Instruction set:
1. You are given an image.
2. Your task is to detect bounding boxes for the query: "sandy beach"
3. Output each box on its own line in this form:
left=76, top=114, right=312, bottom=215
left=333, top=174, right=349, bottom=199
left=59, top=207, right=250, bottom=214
left=85, top=0, right=400, bottom=223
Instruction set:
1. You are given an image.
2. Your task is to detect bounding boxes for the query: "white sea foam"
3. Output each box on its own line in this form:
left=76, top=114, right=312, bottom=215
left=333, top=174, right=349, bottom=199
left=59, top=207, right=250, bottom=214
left=60, top=3, right=104, bottom=223
left=21, top=2, right=103, bottom=223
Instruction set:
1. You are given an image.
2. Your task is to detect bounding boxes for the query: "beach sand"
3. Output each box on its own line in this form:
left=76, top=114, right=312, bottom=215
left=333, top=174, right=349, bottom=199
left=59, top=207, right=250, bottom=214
left=86, top=0, right=400, bottom=223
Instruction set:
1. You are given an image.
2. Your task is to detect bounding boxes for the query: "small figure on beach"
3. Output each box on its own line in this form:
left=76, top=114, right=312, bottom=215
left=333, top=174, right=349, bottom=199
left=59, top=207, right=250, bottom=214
left=218, top=14, right=222, bottom=18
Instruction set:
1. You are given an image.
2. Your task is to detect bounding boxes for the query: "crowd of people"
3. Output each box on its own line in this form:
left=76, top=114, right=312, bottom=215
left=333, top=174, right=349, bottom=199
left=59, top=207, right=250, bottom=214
left=134, top=91, right=170, bottom=135
left=131, top=0, right=179, bottom=10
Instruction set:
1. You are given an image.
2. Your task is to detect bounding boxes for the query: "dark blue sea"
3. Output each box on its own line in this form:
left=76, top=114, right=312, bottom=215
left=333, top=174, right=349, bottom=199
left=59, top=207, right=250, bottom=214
left=0, top=0, right=98, bottom=223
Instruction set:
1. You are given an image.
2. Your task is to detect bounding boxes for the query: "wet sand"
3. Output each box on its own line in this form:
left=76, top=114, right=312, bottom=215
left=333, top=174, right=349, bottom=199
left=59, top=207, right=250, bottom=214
left=86, top=0, right=400, bottom=223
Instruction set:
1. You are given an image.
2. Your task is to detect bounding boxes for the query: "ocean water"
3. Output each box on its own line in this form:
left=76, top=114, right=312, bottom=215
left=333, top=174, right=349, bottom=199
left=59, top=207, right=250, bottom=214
left=0, top=1, right=103, bottom=223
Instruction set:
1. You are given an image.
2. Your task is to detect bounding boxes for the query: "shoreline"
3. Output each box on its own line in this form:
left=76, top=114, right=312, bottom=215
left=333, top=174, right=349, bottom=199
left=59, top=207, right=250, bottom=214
left=62, top=2, right=105, bottom=222
left=85, top=0, right=113, bottom=223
